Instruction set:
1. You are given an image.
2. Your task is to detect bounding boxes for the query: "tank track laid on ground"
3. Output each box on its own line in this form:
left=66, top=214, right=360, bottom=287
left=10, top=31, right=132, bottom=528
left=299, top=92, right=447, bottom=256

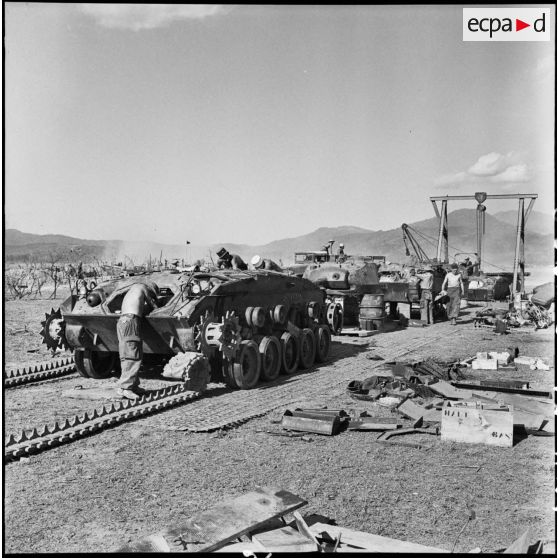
left=4, top=384, right=201, bottom=462
left=5, top=330, right=458, bottom=462
left=4, top=357, right=76, bottom=388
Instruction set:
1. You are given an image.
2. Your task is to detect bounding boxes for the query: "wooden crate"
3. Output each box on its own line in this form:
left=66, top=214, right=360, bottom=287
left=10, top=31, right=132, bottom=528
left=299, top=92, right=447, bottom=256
left=441, top=400, right=514, bottom=447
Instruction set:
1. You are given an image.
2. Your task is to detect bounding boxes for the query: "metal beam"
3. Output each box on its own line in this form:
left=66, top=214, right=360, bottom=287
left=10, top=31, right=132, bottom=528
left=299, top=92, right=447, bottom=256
left=524, top=197, right=536, bottom=224
left=511, top=198, right=525, bottom=303
left=431, top=199, right=440, bottom=219
left=430, top=194, right=538, bottom=201
left=436, top=200, right=448, bottom=263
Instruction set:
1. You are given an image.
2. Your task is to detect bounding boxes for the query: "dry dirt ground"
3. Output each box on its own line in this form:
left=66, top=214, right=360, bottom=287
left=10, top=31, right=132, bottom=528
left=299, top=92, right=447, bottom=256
left=3, top=292, right=556, bottom=553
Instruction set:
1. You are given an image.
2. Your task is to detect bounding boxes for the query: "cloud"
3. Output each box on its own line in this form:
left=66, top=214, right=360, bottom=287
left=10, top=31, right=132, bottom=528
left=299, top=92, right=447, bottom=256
left=80, top=4, right=228, bottom=31
left=435, top=152, right=531, bottom=191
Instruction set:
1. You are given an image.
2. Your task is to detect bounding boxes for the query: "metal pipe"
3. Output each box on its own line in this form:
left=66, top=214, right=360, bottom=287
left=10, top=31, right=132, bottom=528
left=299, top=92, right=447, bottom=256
left=430, top=194, right=538, bottom=201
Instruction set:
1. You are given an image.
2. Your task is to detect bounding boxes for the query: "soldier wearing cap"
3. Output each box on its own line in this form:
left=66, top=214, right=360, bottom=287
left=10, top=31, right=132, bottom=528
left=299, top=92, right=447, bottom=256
left=250, top=255, right=283, bottom=272
left=216, top=248, right=248, bottom=270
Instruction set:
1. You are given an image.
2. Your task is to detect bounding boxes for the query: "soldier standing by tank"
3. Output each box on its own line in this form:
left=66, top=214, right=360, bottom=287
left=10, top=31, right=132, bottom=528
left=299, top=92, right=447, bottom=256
left=216, top=248, right=248, bottom=270
left=337, top=243, right=346, bottom=263
left=116, top=281, right=159, bottom=399
left=442, top=263, right=464, bottom=325
left=250, top=255, right=283, bottom=272
left=416, top=265, right=434, bottom=324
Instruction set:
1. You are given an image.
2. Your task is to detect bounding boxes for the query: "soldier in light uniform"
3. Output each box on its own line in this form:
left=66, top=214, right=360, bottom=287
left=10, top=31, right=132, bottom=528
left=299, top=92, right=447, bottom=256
left=250, top=255, right=283, bottom=272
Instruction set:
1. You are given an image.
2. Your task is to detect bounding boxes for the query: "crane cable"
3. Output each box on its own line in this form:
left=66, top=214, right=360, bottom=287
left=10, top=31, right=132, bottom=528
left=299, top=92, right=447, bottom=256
left=404, top=225, right=507, bottom=272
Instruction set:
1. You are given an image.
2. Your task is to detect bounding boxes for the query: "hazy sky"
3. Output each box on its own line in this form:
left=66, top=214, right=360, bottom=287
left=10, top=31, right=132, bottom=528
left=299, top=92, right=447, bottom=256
left=5, top=4, right=555, bottom=245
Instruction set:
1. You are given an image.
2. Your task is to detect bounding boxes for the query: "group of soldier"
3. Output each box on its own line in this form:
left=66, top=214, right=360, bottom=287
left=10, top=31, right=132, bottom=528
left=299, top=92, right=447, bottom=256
left=406, top=263, right=465, bottom=326
left=215, top=248, right=283, bottom=272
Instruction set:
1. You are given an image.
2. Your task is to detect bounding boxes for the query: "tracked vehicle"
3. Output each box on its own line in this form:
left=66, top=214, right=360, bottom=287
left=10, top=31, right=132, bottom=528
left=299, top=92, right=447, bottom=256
left=40, top=270, right=335, bottom=390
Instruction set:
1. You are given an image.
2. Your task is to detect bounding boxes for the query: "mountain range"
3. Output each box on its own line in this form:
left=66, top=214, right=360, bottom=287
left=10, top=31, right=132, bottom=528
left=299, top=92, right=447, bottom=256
left=5, top=209, right=554, bottom=270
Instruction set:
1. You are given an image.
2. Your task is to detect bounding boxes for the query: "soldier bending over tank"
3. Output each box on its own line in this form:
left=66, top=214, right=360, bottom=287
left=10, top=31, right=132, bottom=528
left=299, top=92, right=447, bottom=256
left=216, top=248, right=248, bottom=270
left=116, top=282, right=159, bottom=399
left=250, top=254, right=283, bottom=272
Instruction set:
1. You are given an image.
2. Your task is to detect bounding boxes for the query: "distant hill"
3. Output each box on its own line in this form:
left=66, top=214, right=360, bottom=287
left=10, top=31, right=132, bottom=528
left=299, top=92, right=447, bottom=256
left=5, top=208, right=554, bottom=269
left=492, top=210, right=554, bottom=236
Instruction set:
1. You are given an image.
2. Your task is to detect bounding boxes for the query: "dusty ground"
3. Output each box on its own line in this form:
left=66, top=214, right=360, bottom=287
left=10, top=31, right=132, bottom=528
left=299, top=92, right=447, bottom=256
left=3, top=293, right=556, bottom=553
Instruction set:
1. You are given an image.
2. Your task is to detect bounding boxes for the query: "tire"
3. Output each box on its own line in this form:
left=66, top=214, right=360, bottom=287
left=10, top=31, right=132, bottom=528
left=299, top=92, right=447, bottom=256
left=298, top=328, right=316, bottom=370
left=232, top=340, right=261, bottom=389
left=259, top=336, right=282, bottom=381
left=74, top=349, right=117, bottom=379
left=315, top=326, right=331, bottom=363
left=280, top=332, right=299, bottom=375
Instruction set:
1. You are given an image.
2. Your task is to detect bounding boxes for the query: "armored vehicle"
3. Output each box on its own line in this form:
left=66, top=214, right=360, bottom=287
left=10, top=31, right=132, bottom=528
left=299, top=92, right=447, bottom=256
left=40, top=269, right=334, bottom=390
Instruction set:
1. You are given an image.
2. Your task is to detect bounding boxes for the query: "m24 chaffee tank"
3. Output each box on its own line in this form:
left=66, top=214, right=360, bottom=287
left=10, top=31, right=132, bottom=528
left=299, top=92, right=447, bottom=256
left=41, top=269, right=336, bottom=390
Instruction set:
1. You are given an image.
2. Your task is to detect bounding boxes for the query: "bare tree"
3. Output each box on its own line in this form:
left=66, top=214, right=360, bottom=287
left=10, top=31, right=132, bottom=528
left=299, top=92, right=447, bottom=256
left=46, top=252, right=64, bottom=299
left=5, top=266, right=30, bottom=299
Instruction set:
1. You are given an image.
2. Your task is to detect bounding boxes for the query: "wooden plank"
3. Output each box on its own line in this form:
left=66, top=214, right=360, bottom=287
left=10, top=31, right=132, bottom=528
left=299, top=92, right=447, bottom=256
left=252, top=526, right=318, bottom=552
left=119, top=487, right=307, bottom=553
left=512, top=410, right=546, bottom=430
left=503, top=528, right=531, bottom=554
left=429, top=380, right=473, bottom=399
left=451, top=382, right=551, bottom=399
left=472, top=393, right=555, bottom=417
left=441, top=401, right=513, bottom=447
left=396, top=399, right=441, bottom=423
left=308, top=522, right=449, bottom=553
left=215, top=541, right=266, bottom=552
left=293, top=511, right=320, bottom=546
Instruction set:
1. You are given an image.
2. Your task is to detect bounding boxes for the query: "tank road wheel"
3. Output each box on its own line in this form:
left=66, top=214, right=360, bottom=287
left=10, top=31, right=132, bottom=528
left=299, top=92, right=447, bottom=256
left=244, top=307, right=254, bottom=327
left=251, top=307, right=266, bottom=328
left=326, top=303, right=343, bottom=334
left=298, top=328, right=316, bottom=370
left=280, top=332, right=299, bottom=375
left=272, top=305, right=287, bottom=325
left=259, top=336, right=282, bottom=381
left=74, top=349, right=116, bottom=379
left=307, top=301, right=320, bottom=320
left=232, top=340, right=261, bottom=389
left=315, top=326, right=331, bottom=363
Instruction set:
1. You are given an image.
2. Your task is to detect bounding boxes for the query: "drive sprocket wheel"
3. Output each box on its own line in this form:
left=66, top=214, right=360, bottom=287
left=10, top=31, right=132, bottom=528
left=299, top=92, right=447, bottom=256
left=40, top=308, right=69, bottom=353
left=194, top=310, right=215, bottom=354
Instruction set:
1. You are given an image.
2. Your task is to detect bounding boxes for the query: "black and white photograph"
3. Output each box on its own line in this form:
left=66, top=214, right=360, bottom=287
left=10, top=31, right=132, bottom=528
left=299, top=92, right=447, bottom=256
left=4, top=3, right=556, bottom=553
